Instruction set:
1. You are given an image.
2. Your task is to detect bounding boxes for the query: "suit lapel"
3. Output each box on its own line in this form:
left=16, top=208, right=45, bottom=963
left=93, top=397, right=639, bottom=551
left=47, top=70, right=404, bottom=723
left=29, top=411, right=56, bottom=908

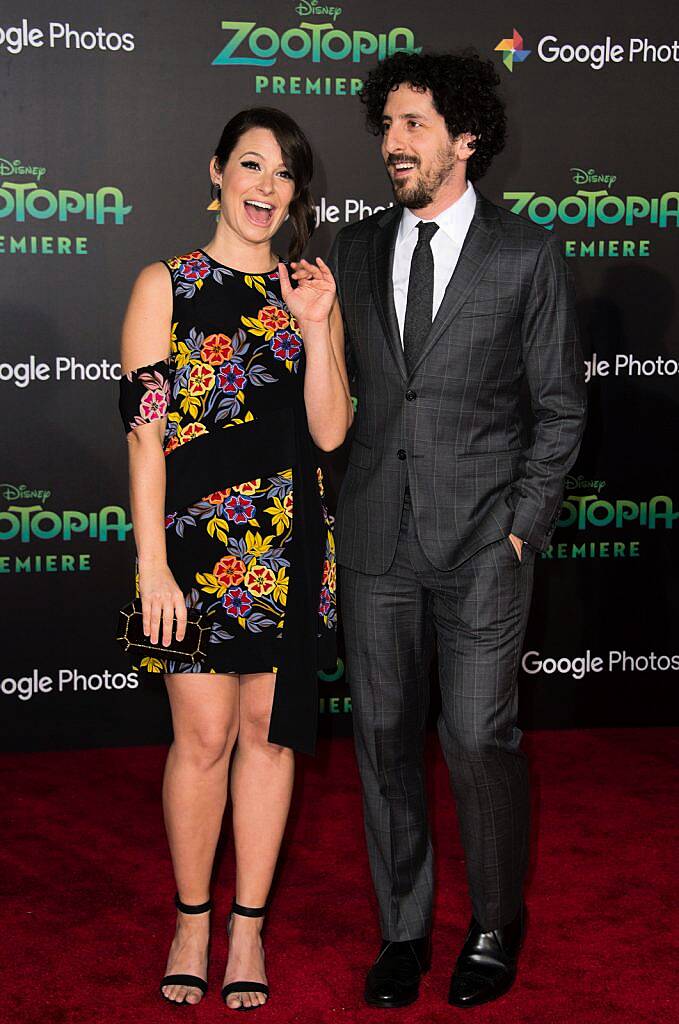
left=406, top=193, right=503, bottom=379
left=368, top=206, right=407, bottom=381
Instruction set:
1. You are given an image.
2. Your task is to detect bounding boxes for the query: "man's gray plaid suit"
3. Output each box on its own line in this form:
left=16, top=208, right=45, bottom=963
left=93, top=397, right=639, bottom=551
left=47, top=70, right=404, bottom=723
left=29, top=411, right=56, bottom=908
left=329, top=193, right=587, bottom=939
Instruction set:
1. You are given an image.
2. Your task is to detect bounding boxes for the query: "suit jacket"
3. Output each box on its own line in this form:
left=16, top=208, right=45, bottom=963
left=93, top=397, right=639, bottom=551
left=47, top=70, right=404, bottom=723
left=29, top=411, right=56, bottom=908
left=329, top=191, right=587, bottom=574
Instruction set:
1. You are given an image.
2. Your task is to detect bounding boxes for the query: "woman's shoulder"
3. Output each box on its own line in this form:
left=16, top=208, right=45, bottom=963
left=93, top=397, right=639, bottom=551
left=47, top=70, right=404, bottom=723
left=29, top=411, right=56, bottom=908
left=164, top=249, right=207, bottom=274
left=125, top=261, right=172, bottom=316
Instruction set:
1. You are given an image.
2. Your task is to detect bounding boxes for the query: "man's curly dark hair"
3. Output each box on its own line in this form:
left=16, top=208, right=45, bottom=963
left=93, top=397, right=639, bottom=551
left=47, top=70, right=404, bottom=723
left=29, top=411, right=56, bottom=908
left=360, top=50, right=506, bottom=181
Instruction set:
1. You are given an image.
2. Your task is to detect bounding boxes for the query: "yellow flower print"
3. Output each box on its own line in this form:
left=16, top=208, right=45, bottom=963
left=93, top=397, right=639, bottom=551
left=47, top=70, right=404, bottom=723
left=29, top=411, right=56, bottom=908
left=265, top=495, right=291, bottom=535
left=273, top=567, right=289, bottom=607
left=245, top=530, right=274, bottom=557
left=244, top=562, right=277, bottom=596
left=179, top=388, right=201, bottom=418
left=187, top=362, right=215, bottom=396
left=174, top=339, right=192, bottom=369
left=244, top=274, right=267, bottom=297
left=195, top=570, right=226, bottom=598
left=141, top=656, right=165, bottom=673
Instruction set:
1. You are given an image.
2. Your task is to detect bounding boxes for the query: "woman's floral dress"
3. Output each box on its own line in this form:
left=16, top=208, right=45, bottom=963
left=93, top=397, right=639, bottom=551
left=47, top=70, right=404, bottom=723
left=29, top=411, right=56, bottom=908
left=119, top=250, right=336, bottom=753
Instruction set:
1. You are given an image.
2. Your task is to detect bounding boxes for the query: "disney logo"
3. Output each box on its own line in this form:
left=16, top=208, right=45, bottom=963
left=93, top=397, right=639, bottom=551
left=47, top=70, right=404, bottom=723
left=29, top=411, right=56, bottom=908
left=1, top=483, right=52, bottom=503
left=0, top=158, right=46, bottom=180
left=571, top=167, right=617, bottom=188
left=294, top=1, right=343, bottom=20
left=565, top=474, right=606, bottom=493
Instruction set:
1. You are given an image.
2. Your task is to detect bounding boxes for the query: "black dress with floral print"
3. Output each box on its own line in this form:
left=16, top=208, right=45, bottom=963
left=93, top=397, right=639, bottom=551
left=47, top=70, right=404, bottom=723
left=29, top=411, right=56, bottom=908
left=119, top=250, right=336, bottom=754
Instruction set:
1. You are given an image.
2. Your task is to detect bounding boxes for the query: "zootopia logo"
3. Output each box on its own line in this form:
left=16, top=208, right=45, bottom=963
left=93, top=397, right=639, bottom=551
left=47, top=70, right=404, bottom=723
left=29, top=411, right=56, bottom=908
left=557, top=495, right=677, bottom=529
left=0, top=157, right=46, bottom=180
left=295, top=2, right=343, bottom=20
left=212, top=20, right=420, bottom=66
left=0, top=182, right=132, bottom=224
left=0, top=504, right=133, bottom=542
left=503, top=189, right=679, bottom=230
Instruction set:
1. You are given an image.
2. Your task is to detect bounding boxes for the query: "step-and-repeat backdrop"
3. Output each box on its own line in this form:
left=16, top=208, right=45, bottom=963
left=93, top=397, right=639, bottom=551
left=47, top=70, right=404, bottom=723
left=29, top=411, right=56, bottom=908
left=2, top=1, right=678, bottom=751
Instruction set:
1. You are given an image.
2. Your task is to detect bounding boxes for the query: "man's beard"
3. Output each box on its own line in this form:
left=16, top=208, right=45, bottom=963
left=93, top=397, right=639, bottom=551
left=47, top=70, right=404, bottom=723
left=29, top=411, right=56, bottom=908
left=388, top=143, right=456, bottom=209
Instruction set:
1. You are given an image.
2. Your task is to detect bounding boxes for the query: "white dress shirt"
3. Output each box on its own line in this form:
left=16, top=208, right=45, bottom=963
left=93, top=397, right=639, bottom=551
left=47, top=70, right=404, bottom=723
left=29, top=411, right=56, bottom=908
left=392, top=180, right=477, bottom=343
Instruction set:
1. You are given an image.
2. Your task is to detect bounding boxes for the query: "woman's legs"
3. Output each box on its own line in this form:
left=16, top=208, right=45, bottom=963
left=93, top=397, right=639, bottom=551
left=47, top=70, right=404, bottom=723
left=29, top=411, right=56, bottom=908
left=223, top=671, right=295, bottom=1009
left=161, top=672, right=239, bottom=1004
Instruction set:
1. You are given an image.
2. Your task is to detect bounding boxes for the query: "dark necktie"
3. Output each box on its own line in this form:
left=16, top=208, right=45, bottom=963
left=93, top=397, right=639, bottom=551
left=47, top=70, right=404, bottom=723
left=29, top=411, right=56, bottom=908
left=403, top=220, right=439, bottom=374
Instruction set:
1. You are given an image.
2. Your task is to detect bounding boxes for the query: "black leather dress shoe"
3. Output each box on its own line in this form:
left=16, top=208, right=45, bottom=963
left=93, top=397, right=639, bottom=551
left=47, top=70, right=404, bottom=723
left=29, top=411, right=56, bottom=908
left=448, top=905, right=525, bottom=1008
left=365, top=936, right=431, bottom=1008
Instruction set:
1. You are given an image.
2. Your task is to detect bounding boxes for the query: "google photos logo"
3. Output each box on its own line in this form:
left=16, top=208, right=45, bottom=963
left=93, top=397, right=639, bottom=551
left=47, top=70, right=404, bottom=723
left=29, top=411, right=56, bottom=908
left=495, top=29, right=531, bottom=71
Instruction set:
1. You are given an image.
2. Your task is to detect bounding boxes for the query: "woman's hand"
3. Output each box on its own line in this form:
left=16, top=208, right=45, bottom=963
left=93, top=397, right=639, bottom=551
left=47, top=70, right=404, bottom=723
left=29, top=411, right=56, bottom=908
left=278, top=257, right=336, bottom=326
left=139, top=562, right=187, bottom=646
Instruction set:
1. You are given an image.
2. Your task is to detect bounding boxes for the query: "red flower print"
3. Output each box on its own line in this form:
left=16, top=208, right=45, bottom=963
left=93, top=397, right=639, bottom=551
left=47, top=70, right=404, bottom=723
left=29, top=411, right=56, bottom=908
left=201, top=333, right=233, bottom=365
left=181, top=257, right=211, bottom=282
left=206, top=489, right=231, bottom=505
left=322, top=559, right=330, bottom=585
left=233, top=479, right=261, bottom=496
left=214, top=555, right=246, bottom=588
left=223, top=587, right=253, bottom=617
left=164, top=435, right=180, bottom=454
left=165, top=513, right=176, bottom=529
left=318, top=586, right=331, bottom=615
left=140, top=387, right=168, bottom=420
left=259, top=305, right=289, bottom=331
left=271, top=330, right=302, bottom=362
left=224, top=495, right=255, bottom=523
left=218, top=361, right=246, bottom=393
left=181, top=422, right=208, bottom=442
left=244, top=563, right=276, bottom=596
left=187, top=363, right=215, bottom=396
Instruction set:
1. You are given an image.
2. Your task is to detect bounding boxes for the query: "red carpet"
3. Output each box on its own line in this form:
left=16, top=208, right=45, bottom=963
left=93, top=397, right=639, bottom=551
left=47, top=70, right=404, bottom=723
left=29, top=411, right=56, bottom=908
left=3, top=730, right=677, bottom=1024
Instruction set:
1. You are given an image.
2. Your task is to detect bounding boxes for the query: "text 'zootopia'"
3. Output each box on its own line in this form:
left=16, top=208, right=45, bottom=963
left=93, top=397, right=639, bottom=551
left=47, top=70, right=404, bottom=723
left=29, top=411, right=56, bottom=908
left=212, top=21, right=420, bottom=67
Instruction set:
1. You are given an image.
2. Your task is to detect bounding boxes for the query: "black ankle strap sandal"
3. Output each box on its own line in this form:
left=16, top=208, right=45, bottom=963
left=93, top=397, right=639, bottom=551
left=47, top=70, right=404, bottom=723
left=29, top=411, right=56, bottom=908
left=221, top=900, right=270, bottom=1010
left=160, top=893, right=212, bottom=1004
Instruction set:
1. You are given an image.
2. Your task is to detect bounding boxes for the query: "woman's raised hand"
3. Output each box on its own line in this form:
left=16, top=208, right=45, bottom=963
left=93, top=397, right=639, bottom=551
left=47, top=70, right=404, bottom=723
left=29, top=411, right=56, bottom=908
left=278, top=257, right=336, bottom=326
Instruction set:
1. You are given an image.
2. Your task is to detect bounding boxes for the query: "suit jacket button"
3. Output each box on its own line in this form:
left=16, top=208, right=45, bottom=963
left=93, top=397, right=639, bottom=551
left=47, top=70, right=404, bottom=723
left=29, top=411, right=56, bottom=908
left=397, top=449, right=407, bottom=460
left=405, top=389, right=417, bottom=401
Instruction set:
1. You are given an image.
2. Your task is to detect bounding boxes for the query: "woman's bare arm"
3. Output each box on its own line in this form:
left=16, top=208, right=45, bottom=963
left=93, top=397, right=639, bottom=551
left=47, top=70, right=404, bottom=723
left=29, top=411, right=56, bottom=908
left=121, top=264, right=187, bottom=645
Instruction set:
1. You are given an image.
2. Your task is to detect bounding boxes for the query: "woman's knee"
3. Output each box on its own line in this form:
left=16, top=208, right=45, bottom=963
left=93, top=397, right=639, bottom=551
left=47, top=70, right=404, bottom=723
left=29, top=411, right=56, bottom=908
left=237, top=706, right=287, bottom=754
left=174, top=719, right=239, bottom=769
left=238, top=707, right=271, bottom=747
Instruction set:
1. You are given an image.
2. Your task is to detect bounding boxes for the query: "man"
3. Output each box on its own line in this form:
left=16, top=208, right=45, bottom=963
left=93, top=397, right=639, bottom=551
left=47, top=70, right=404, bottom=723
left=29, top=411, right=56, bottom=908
left=326, top=51, right=586, bottom=1009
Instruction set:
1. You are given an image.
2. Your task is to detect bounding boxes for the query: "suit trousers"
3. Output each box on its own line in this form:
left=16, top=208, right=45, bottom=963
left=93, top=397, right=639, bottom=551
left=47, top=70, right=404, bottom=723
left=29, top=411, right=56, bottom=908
left=340, top=492, right=534, bottom=940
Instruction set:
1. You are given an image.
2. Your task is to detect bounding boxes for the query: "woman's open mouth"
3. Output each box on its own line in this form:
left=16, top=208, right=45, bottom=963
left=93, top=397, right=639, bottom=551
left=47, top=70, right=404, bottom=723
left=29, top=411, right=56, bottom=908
left=243, top=199, right=275, bottom=226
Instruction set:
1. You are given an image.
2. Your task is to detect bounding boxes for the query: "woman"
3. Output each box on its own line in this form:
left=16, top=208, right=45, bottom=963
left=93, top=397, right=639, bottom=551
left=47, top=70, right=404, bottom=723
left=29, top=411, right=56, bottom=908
left=119, top=107, right=352, bottom=1011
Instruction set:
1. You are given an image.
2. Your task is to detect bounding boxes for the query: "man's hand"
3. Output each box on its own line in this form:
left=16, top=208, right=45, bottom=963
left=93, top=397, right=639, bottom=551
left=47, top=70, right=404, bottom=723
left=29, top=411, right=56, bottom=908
left=509, top=533, right=524, bottom=562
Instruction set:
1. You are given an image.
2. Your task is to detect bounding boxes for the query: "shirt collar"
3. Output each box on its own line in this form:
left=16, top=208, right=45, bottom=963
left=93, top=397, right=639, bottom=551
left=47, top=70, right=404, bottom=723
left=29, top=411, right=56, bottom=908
left=397, top=180, right=476, bottom=247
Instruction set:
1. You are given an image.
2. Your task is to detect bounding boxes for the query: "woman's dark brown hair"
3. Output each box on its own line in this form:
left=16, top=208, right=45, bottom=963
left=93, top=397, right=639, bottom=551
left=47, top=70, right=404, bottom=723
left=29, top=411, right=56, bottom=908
left=213, top=107, right=315, bottom=262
